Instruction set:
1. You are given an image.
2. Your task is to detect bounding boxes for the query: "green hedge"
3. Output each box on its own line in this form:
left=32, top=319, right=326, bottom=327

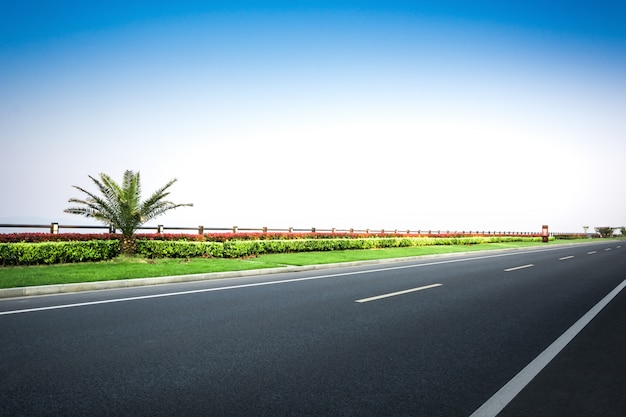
left=219, top=236, right=543, bottom=258
left=0, top=240, right=120, bottom=266
left=0, top=236, right=546, bottom=265
left=136, top=240, right=224, bottom=259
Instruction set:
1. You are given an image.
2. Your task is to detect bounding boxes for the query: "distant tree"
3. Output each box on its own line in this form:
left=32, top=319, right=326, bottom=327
left=621, top=226, right=626, bottom=236
left=65, top=170, right=192, bottom=254
left=594, top=227, right=615, bottom=238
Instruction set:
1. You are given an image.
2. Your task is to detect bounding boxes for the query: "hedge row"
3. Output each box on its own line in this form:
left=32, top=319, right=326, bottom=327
left=0, top=233, right=121, bottom=244
left=0, top=240, right=120, bottom=266
left=0, top=236, right=546, bottom=265
left=135, top=240, right=223, bottom=259
left=0, top=233, right=204, bottom=244
left=2, top=231, right=548, bottom=244
left=138, top=236, right=544, bottom=259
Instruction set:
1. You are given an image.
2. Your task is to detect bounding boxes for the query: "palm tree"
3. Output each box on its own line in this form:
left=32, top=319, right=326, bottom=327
left=65, top=170, right=193, bottom=254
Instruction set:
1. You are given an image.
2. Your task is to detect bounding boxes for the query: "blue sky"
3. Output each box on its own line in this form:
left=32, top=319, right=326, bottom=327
left=1, top=1, right=625, bottom=233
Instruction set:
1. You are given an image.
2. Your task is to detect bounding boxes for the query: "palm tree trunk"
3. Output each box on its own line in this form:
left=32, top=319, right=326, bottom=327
left=120, top=235, right=137, bottom=255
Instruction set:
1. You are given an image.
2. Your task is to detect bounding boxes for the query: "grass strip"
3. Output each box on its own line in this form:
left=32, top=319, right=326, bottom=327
left=0, top=240, right=600, bottom=289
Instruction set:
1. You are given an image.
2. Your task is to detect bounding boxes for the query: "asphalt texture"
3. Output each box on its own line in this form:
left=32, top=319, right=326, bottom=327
left=0, top=241, right=624, bottom=416
left=498, top=286, right=626, bottom=417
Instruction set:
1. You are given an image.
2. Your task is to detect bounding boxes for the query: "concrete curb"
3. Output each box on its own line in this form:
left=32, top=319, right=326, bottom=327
left=0, top=242, right=611, bottom=299
left=1, top=254, right=449, bottom=299
left=0, top=252, right=475, bottom=299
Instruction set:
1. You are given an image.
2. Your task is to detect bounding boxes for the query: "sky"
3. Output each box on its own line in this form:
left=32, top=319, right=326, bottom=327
left=1, top=1, right=625, bottom=233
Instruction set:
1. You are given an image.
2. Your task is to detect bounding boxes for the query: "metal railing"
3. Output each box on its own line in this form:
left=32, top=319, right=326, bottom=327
left=0, top=222, right=571, bottom=237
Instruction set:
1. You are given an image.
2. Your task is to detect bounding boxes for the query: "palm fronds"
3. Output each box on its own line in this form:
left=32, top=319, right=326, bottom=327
left=65, top=170, right=193, bottom=252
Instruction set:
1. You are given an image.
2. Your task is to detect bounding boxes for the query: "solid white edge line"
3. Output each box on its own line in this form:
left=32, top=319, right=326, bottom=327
left=469, top=278, right=626, bottom=417
left=355, top=284, right=442, bottom=303
left=504, top=264, right=534, bottom=272
left=0, top=251, right=547, bottom=315
left=0, top=274, right=362, bottom=316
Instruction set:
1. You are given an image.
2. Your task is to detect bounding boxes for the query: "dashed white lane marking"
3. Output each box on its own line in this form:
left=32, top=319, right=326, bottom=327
left=355, top=284, right=442, bottom=303
left=587, top=251, right=597, bottom=255
left=504, top=264, right=534, bottom=272
left=470, top=278, right=626, bottom=417
left=605, top=248, right=612, bottom=251
left=559, top=256, right=575, bottom=261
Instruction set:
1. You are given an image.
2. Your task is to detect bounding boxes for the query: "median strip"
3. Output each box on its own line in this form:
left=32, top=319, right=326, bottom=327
left=504, top=264, right=534, bottom=272
left=355, top=284, right=442, bottom=303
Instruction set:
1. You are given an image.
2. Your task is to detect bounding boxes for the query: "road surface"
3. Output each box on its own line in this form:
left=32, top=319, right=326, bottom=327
left=1, top=241, right=624, bottom=416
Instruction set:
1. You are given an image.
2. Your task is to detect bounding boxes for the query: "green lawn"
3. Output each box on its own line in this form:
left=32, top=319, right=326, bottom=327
left=0, top=239, right=599, bottom=289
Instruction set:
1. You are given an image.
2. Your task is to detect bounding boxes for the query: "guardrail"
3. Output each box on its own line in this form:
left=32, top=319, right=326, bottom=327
left=0, top=223, right=584, bottom=237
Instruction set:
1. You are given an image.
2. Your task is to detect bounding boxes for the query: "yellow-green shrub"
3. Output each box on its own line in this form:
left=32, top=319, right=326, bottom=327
left=0, top=240, right=120, bottom=266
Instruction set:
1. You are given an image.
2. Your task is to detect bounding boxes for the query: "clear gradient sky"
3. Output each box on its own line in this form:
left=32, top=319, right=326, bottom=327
left=1, top=1, right=625, bottom=233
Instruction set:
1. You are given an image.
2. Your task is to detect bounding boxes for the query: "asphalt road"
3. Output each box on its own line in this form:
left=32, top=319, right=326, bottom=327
left=1, top=241, right=625, bottom=416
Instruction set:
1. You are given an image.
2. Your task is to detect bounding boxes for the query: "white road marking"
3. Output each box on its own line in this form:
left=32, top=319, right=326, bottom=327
left=605, top=248, right=612, bottom=251
left=587, top=251, right=597, bottom=255
left=558, top=256, right=574, bottom=261
left=355, top=284, right=442, bottom=303
left=504, top=264, right=534, bottom=272
left=469, top=278, right=626, bottom=417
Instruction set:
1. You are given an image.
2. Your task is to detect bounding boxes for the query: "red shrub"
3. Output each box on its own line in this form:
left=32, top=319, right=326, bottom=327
left=0, top=230, right=544, bottom=244
left=135, top=233, right=205, bottom=242
left=0, top=233, right=121, bottom=243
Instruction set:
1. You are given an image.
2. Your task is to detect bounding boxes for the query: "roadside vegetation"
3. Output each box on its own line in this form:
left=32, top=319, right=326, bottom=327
left=0, top=238, right=604, bottom=289
left=64, top=170, right=193, bottom=254
left=0, top=169, right=616, bottom=290
left=1, top=234, right=550, bottom=267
